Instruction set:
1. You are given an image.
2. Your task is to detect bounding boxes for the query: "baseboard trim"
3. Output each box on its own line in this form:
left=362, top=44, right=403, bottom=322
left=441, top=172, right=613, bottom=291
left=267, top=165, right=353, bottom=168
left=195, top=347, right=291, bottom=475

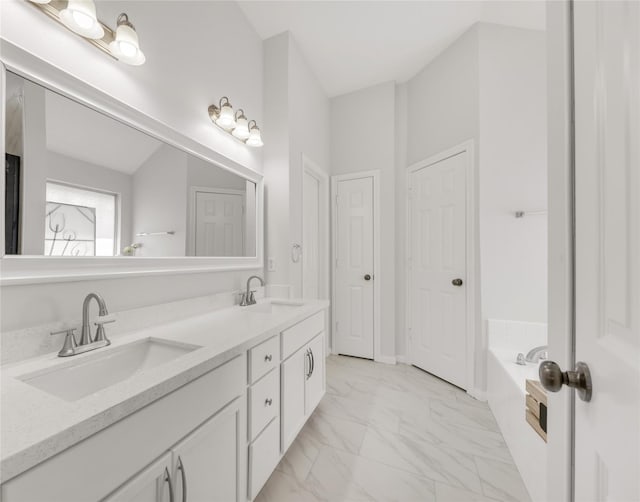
left=395, top=355, right=408, bottom=364
left=375, top=355, right=397, bottom=365
left=468, top=388, right=487, bottom=401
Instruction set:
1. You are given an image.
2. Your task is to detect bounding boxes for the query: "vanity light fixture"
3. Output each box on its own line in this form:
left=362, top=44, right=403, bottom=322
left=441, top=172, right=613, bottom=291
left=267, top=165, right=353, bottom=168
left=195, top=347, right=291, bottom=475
left=245, top=121, right=264, bottom=148
left=27, top=1, right=146, bottom=66
left=60, top=0, right=104, bottom=39
left=232, top=110, right=251, bottom=140
left=208, top=99, right=263, bottom=147
left=109, top=13, right=146, bottom=66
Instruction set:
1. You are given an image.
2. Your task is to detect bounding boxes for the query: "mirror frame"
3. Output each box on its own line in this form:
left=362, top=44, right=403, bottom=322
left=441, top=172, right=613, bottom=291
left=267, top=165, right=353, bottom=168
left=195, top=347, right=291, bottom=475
left=0, top=40, right=264, bottom=286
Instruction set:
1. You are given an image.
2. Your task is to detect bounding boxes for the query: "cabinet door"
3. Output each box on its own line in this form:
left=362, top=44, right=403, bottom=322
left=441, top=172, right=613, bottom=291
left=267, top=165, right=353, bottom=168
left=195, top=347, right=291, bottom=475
left=171, top=399, right=243, bottom=502
left=305, top=333, right=325, bottom=415
left=281, top=347, right=307, bottom=451
left=103, top=452, right=173, bottom=502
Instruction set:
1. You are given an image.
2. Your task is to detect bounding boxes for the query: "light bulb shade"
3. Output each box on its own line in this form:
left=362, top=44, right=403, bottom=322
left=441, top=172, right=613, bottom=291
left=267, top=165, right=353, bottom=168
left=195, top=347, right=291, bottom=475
left=60, top=0, right=104, bottom=39
left=232, top=113, right=250, bottom=140
left=109, top=21, right=146, bottom=65
left=246, top=124, right=263, bottom=147
left=216, top=103, right=236, bottom=130
left=29, top=0, right=52, bottom=4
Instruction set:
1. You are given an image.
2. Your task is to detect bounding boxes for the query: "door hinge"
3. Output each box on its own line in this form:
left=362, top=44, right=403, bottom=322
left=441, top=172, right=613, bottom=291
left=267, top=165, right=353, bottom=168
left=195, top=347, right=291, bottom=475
left=335, top=321, right=339, bottom=332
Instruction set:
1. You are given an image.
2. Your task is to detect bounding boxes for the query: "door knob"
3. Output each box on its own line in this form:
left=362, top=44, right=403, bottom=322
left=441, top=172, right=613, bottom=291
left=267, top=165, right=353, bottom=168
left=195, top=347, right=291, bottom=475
left=539, top=360, right=592, bottom=402
left=452, top=278, right=463, bottom=286
left=364, top=274, right=372, bottom=281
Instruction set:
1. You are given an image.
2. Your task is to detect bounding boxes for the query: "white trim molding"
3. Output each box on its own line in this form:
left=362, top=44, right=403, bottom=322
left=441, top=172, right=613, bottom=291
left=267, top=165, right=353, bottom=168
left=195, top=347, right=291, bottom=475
left=405, top=140, right=479, bottom=395
left=0, top=42, right=265, bottom=286
left=331, top=170, right=382, bottom=363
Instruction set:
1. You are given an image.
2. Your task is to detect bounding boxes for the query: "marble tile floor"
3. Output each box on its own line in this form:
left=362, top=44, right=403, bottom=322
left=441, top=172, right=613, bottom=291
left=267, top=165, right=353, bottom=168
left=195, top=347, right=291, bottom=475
left=256, top=355, right=531, bottom=502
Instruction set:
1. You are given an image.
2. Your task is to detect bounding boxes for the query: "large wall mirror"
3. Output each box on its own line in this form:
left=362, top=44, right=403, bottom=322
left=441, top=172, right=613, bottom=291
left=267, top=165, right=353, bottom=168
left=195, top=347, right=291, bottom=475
left=4, top=70, right=259, bottom=263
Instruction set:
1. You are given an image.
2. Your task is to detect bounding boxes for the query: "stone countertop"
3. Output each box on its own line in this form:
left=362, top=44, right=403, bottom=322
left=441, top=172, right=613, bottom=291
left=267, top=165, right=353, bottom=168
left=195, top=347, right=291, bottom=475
left=0, top=298, right=329, bottom=483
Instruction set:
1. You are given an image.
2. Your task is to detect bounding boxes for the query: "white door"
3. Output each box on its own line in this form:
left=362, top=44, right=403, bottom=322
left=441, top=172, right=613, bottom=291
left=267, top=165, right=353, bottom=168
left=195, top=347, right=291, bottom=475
left=171, top=401, right=241, bottom=502
left=334, top=176, right=375, bottom=359
left=194, top=190, right=244, bottom=256
left=409, top=152, right=467, bottom=389
left=103, top=453, right=173, bottom=502
left=302, top=170, right=320, bottom=299
left=573, top=2, right=640, bottom=500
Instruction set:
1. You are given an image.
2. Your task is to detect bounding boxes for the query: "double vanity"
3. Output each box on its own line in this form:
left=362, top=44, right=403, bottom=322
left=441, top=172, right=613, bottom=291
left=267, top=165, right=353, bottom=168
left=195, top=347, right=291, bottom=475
left=1, top=296, right=329, bottom=501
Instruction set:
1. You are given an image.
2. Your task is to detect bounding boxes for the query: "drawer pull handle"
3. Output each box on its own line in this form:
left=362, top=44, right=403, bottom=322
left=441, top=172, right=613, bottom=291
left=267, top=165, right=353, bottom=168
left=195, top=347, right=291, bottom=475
left=264, top=354, right=273, bottom=362
left=177, top=456, right=187, bottom=502
left=265, top=398, right=273, bottom=406
left=164, top=467, right=176, bottom=502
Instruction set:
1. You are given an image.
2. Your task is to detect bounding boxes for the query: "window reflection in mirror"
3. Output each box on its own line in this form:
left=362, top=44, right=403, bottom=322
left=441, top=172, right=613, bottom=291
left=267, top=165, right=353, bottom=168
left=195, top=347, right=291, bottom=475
left=4, top=71, right=257, bottom=258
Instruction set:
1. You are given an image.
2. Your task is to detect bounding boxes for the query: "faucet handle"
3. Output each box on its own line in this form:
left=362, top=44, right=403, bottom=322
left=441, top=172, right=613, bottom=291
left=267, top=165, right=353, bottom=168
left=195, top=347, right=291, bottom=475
left=249, top=290, right=256, bottom=304
left=51, top=328, right=78, bottom=357
left=94, top=314, right=116, bottom=326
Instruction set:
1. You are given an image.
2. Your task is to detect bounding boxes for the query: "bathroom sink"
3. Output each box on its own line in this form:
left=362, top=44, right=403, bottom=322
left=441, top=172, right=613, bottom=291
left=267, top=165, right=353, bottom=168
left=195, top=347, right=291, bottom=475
left=244, top=300, right=305, bottom=314
left=18, top=338, right=200, bottom=402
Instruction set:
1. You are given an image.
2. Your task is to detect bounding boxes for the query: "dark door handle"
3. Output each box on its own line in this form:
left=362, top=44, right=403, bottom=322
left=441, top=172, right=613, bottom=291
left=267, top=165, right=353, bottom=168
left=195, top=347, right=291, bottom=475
left=452, top=278, right=463, bottom=286
left=539, top=361, right=592, bottom=402
left=364, top=274, right=372, bottom=281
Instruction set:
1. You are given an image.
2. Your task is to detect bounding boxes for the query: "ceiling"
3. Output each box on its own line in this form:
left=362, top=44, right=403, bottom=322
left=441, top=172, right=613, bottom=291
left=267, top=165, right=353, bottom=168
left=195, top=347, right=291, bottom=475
left=45, top=90, right=162, bottom=175
left=237, top=1, right=546, bottom=97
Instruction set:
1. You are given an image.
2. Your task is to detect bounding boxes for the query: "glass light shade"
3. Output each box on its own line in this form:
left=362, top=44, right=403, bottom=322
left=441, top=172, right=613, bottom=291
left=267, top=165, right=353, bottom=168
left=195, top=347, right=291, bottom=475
left=109, top=23, right=146, bottom=65
left=60, top=0, right=104, bottom=39
left=232, top=116, right=250, bottom=140
left=246, top=126, right=263, bottom=147
left=216, top=104, right=237, bottom=131
left=29, top=0, right=52, bottom=4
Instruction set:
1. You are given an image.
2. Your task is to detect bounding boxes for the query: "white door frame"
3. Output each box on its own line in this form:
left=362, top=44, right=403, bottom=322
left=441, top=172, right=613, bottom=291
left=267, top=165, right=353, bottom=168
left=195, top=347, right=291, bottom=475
left=187, top=186, right=245, bottom=256
left=405, top=140, right=479, bottom=395
left=331, top=170, right=381, bottom=362
left=301, top=155, right=330, bottom=300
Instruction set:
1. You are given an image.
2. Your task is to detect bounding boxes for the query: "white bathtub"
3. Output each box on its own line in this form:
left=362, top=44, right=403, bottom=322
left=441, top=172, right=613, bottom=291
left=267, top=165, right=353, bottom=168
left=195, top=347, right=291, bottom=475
left=486, top=320, right=547, bottom=502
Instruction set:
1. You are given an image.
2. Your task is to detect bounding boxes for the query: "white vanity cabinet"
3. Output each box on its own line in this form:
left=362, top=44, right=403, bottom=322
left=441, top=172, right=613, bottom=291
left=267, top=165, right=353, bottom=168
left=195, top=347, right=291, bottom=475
left=280, top=310, right=326, bottom=453
left=1, top=356, right=246, bottom=502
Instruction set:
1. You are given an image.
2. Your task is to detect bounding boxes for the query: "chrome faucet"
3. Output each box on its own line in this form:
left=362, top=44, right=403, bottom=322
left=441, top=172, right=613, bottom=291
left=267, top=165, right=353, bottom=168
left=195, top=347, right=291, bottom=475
left=51, top=293, right=114, bottom=357
left=525, top=345, right=548, bottom=363
left=240, top=275, right=264, bottom=306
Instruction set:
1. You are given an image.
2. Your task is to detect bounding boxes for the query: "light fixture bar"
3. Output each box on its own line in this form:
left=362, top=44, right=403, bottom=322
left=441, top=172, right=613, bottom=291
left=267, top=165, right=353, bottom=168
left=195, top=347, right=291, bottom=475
left=29, top=0, right=117, bottom=60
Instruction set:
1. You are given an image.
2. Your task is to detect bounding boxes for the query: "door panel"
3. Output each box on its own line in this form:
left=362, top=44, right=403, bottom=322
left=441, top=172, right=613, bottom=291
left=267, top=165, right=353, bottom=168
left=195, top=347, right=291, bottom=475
left=573, top=2, right=640, bottom=500
left=171, top=401, right=241, bottom=502
left=335, top=177, right=374, bottom=358
left=194, top=191, right=243, bottom=256
left=410, top=152, right=467, bottom=389
left=281, top=348, right=306, bottom=451
left=103, top=453, right=172, bottom=502
left=305, top=333, right=325, bottom=415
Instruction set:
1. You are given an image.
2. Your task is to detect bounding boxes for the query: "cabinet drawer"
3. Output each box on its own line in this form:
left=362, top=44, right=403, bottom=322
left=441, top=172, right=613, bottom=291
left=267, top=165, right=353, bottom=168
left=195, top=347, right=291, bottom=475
left=249, top=367, right=280, bottom=441
left=281, top=311, right=325, bottom=359
left=248, top=417, right=280, bottom=500
left=248, top=335, right=279, bottom=384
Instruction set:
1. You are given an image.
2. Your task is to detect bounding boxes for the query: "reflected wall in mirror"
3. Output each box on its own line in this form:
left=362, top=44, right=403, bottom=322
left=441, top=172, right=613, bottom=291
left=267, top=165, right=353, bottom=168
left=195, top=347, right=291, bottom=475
left=4, top=71, right=257, bottom=258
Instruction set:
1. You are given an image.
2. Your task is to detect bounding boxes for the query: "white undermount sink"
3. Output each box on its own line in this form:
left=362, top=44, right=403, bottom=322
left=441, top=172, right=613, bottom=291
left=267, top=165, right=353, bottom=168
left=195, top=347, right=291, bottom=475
left=244, top=300, right=305, bottom=314
left=18, top=338, right=201, bottom=402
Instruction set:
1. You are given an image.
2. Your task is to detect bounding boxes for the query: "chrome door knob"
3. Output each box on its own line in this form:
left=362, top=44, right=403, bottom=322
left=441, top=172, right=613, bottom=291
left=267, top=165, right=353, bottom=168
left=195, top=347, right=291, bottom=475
left=539, top=360, right=593, bottom=402
left=452, top=278, right=463, bottom=286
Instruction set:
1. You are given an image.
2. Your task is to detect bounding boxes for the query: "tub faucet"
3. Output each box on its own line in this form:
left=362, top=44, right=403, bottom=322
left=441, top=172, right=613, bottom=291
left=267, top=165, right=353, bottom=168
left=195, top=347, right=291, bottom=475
left=525, top=345, right=548, bottom=363
left=240, top=275, right=264, bottom=306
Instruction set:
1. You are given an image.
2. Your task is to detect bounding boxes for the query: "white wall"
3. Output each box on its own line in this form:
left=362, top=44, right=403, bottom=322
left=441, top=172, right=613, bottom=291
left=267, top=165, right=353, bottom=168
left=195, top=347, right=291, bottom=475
left=0, top=1, right=265, bottom=333
left=132, top=144, right=187, bottom=256
left=262, top=32, right=330, bottom=298
left=330, top=81, right=396, bottom=359
left=478, top=23, right=547, bottom=323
